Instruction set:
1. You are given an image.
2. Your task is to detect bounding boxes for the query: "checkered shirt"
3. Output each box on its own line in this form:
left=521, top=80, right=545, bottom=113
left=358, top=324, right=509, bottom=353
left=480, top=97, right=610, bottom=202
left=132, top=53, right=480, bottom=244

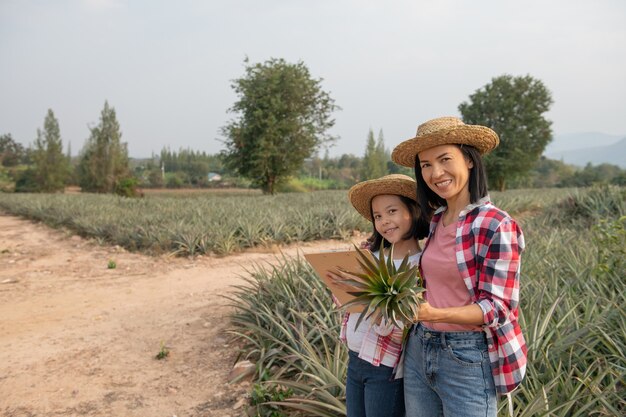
left=340, top=313, right=404, bottom=369
left=423, top=196, right=527, bottom=394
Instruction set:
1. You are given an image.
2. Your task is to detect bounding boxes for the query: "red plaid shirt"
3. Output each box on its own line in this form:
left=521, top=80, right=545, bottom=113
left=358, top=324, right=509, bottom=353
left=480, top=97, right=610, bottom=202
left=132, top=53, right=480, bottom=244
left=339, top=313, right=404, bottom=368
left=422, top=197, right=527, bottom=394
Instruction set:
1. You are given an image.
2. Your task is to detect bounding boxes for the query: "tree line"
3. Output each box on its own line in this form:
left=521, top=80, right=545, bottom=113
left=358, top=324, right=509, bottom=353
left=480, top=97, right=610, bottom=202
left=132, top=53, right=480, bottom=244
left=0, top=102, right=135, bottom=195
left=1, top=59, right=624, bottom=195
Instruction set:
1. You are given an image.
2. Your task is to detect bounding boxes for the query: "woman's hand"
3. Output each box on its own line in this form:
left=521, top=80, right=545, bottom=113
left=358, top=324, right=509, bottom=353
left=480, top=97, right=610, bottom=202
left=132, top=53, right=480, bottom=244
left=414, top=301, right=436, bottom=322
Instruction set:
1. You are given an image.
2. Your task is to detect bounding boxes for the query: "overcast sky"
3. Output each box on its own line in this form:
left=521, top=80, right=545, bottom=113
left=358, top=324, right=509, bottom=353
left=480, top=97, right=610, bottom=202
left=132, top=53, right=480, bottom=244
left=1, top=0, right=625, bottom=158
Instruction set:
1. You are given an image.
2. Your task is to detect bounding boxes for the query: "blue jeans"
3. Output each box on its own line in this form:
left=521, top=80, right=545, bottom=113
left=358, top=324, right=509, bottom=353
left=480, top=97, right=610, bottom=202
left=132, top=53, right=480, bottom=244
left=403, top=324, right=496, bottom=417
left=346, top=349, right=405, bottom=417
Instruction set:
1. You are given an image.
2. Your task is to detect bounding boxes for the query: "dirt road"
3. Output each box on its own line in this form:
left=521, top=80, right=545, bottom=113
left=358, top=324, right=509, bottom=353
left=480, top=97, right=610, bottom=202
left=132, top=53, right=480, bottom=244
left=0, top=214, right=351, bottom=417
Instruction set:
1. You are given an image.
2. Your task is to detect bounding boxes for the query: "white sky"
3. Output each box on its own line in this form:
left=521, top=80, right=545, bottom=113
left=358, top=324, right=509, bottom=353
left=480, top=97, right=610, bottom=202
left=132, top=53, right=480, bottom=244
left=1, top=0, right=625, bottom=158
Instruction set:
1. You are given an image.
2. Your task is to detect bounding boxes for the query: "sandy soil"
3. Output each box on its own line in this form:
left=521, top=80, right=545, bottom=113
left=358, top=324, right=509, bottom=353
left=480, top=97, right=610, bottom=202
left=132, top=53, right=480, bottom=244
left=0, top=214, right=355, bottom=417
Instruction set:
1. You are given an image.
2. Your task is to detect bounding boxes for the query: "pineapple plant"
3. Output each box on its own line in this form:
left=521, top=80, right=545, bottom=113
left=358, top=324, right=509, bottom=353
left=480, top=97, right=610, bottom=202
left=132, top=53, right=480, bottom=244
left=339, top=242, right=425, bottom=330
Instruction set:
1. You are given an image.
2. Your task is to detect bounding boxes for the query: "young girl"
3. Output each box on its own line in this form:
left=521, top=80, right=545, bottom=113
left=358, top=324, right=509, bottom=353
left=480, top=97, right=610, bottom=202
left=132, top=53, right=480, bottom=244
left=391, top=117, right=527, bottom=417
left=330, top=174, right=430, bottom=417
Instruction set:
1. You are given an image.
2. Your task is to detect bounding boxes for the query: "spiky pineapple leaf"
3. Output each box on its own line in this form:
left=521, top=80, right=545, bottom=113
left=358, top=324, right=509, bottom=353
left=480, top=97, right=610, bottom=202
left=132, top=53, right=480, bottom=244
left=353, top=245, right=379, bottom=275
left=335, top=273, right=372, bottom=290
left=339, top=241, right=425, bottom=331
left=389, top=266, right=416, bottom=288
left=354, top=295, right=387, bottom=330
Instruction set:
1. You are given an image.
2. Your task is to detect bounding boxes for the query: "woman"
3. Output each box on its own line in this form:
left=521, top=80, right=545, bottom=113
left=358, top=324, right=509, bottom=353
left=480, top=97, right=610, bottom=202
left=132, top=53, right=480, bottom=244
left=390, top=117, right=527, bottom=417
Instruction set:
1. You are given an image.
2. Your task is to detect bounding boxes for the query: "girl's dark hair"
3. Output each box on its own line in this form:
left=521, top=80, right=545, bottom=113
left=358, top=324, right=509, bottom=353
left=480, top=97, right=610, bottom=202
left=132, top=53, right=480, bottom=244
left=413, top=144, right=488, bottom=226
left=367, top=195, right=430, bottom=250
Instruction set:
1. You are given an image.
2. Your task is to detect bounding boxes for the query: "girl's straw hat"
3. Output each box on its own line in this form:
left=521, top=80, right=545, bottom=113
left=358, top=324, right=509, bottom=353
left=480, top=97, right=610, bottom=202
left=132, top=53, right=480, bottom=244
left=348, top=174, right=417, bottom=221
left=391, top=116, right=499, bottom=167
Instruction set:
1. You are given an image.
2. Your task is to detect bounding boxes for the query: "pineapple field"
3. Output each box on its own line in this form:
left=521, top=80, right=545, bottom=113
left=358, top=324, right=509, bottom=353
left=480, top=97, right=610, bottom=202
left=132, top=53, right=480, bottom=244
left=0, top=186, right=624, bottom=416
left=227, top=186, right=625, bottom=417
left=0, top=190, right=368, bottom=256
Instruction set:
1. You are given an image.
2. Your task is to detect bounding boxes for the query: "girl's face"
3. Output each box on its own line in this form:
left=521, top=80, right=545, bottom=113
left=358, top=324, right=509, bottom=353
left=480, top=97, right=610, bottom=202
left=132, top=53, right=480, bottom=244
left=418, top=144, right=473, bottom=205
left=371, top=194, right=413, bottom=244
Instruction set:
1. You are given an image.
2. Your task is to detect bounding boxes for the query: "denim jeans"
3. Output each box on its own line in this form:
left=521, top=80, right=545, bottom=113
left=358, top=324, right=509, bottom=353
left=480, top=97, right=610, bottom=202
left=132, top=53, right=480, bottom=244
left=346, top=349, right=405, bottom=417
left=403, top=324, right=496, bottom=417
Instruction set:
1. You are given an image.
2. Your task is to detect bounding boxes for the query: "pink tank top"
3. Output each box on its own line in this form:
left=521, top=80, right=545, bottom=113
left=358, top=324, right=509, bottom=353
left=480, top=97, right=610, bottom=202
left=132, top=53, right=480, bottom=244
left=421, top=220, right=481, bottom=332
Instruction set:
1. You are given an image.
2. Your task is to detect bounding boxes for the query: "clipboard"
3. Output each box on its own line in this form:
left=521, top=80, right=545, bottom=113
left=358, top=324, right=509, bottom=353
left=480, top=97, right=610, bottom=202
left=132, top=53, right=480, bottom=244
left=304, top=250, right=374, bottom=313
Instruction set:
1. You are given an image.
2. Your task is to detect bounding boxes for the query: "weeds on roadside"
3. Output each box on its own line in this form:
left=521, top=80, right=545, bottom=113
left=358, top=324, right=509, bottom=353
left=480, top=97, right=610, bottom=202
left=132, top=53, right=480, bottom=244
left=155, top=341, right=170, bottom=360
left=249, top=383, right=294, bottom=417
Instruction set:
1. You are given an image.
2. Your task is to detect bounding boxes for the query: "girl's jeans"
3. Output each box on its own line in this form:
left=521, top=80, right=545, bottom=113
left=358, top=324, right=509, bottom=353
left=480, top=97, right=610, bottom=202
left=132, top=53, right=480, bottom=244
left=403, top=324, right=496, bottom=417
left=346, top=350, right=405, bottom=417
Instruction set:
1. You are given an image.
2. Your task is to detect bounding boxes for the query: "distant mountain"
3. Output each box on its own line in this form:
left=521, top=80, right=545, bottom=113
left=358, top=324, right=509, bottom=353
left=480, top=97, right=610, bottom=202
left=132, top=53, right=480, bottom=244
left=545, top=132, right=624, bottom=153
left=544, top=137, right=626, bottom=168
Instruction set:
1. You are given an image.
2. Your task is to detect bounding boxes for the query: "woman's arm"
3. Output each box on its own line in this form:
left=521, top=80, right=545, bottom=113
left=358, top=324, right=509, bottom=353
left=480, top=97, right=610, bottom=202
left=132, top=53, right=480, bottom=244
left=415, top=302, right=484, bottom=325
left=475, top=215, right=524, bottom=329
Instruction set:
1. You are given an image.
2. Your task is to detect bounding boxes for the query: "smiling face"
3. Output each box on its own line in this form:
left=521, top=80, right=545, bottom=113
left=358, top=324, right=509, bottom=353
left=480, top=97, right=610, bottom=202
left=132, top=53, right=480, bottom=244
left=370, top=194, right=413, bottom=245
left=418, top=144, right=474, bottom=207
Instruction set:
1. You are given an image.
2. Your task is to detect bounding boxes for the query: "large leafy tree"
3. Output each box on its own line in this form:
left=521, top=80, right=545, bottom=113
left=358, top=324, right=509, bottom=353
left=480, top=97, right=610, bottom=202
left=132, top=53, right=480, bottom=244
left=459, top=74, right=553, bottom=191
left=221, top=58, right=338, bottom=194
left=31, top=109, right=68, bottom=192
left=78, top=101, right=131, bottom=193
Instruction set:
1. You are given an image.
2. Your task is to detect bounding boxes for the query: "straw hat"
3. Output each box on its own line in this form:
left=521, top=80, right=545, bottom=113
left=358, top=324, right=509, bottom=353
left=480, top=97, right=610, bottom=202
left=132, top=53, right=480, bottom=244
left=348, top=174, right=417, bottom=221
left=391, top=117, right=499, bottom=167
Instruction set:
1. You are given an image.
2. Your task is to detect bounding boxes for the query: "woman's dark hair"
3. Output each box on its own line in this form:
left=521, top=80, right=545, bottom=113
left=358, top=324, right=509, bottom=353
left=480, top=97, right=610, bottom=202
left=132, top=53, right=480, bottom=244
left=413, top=144, right=488, bottom=226
left=367, top=195, right=430, bottom=250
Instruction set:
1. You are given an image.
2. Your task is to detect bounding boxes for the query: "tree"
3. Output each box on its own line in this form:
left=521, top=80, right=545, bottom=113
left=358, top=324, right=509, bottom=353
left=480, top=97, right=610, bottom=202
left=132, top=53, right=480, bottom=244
left=0, top=133, right=27, bottom=167
left=360, top=128, right=388, bottom=180
left=458, top=74, right=553, bottom=191
left=221, top=58, right=338, bottom=194
left=376, top=129, right=390, bottom=174
left=78, top=101, right=132, bottom=194
left=30, top=109, right=68, bottom=192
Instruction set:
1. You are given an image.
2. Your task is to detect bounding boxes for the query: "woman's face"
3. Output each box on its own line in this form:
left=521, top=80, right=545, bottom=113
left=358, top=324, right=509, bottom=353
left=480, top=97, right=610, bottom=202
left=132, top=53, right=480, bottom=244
left=371, top=194, right=413, bottom=244
left=418, top=144, right=473, bottom=205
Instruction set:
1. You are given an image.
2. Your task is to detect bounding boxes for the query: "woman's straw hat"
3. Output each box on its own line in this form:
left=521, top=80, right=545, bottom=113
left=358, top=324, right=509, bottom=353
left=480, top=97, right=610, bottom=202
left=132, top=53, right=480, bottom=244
left=348, top=174, right=417, bottom=221
left=391, top=117, right=499, bottom=167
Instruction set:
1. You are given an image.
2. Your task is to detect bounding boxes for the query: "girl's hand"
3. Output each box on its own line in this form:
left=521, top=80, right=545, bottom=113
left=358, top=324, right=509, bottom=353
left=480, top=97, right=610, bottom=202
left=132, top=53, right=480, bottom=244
left=326, top=269, right=364, bottom=292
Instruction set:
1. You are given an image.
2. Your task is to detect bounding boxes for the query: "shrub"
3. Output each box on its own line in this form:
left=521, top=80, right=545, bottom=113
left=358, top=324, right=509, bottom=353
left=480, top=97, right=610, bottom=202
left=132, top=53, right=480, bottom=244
left=275, top=178, right=308, bottom=193
left=114, top=177, right=140, bottom=197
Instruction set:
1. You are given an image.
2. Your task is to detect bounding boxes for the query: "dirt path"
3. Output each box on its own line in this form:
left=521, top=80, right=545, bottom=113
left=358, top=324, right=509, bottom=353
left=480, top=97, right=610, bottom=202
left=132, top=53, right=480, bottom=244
left=0, top=214, right=355, bottom=417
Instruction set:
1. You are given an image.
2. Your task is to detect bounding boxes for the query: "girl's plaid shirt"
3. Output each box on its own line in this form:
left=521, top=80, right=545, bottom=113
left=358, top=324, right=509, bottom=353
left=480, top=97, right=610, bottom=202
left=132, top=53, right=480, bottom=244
left=339, top=313, right=404, bottom=368
left=424, top=196, right=527, bottom=395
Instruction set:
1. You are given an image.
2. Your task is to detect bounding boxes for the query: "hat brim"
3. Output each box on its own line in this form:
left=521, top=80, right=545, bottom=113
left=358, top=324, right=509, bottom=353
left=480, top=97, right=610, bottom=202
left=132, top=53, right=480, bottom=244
left=348, top=175, right=417, bottom=221
left=391, top=125, right=499, bottom=167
